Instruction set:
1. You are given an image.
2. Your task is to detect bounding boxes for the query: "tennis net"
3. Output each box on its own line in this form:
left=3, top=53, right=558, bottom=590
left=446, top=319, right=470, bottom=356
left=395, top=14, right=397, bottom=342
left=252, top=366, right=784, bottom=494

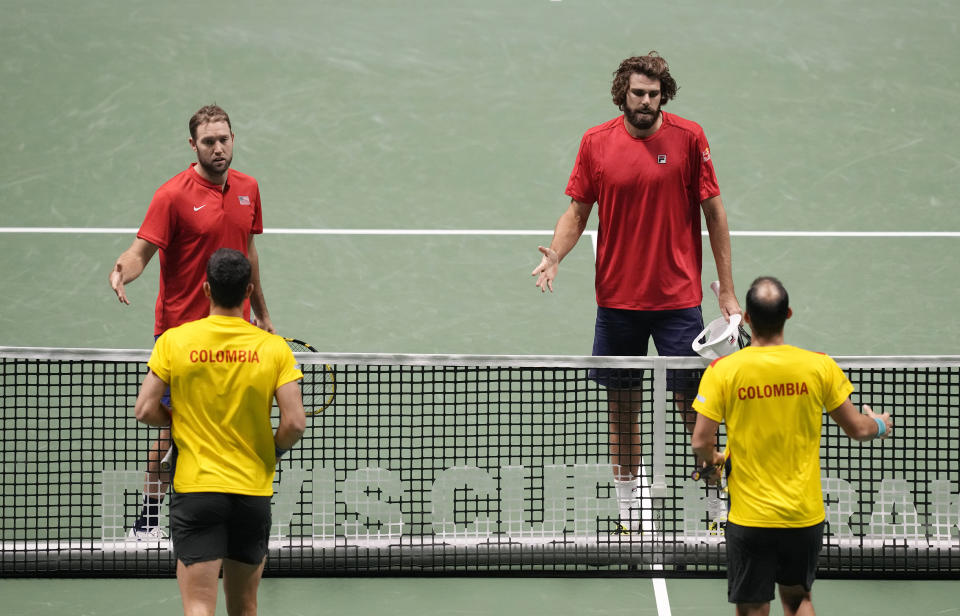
left=1, top=347, right=958, bottom=577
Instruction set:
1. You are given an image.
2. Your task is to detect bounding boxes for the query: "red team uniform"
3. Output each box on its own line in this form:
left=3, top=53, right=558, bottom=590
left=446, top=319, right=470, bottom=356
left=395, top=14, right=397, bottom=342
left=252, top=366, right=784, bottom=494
left=138, top=163, right=263, bottom=335
left=565, top=111, right=720, bottom=310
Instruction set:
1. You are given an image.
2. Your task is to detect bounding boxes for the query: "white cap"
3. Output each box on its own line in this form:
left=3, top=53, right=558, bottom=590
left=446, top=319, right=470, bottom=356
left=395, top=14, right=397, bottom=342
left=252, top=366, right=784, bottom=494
left=692, top=314, right=743, bottom=361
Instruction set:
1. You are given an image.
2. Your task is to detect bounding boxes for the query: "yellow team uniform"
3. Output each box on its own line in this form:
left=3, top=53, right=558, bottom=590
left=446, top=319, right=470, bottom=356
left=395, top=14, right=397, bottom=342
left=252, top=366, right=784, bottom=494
left=148, top=315, right=303, bottom=496
left=692, top=345, right=853, bottom=528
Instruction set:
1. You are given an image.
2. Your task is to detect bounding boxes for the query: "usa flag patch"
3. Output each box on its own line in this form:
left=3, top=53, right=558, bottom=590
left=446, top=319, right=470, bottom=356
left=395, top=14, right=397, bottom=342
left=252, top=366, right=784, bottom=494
left=238, top=195, right=251, bottom=205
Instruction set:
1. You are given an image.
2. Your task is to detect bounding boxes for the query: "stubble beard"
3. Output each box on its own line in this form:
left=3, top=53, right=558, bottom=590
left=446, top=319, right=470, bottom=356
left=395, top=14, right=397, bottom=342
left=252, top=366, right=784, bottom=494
left=198, top=154, right=232, bottom=180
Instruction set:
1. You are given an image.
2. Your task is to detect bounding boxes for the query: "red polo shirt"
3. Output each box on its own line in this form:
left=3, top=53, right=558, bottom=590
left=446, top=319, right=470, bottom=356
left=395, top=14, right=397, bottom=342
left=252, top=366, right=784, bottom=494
left=566, top=112, right=720, bottom=310
left=138, top=163, right=263, bottom=335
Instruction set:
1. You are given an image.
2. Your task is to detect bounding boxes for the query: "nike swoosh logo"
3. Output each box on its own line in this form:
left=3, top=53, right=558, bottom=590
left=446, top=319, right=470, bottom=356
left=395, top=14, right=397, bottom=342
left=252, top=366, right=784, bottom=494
left=193, top=204, right=206, bottom=212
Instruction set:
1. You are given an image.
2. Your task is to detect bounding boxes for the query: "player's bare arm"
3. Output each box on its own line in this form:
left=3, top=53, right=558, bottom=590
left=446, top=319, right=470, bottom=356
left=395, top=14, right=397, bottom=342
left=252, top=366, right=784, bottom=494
left=274, top=380, right=306, bottom=451
left=700, top=195, right=740, bottom=318
left=134, top=369, right=173, bottom=427
left=109, top=238, right=159, bottom=304
left=247, top=235, right=275, bottom=333
left=691, top=413, right=725, bottom=479
left=532, top=199, right=593, bottom=292
left=828, top=400, right=893, bottom=441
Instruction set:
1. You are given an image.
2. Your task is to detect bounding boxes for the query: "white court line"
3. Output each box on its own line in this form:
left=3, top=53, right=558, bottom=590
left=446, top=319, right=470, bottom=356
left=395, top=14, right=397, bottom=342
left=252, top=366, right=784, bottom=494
left=653, top=578, right=672, bottom=616
left=727, top=230, right=960, bottom=237
left=0, top=227, right=957, bottom=237
left=587, top=238, right=671, bottom=616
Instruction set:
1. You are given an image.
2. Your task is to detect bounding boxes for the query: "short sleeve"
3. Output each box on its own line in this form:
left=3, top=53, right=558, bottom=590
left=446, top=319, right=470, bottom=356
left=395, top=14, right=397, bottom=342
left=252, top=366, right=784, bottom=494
left=565, top=133, right=598, bottom=205
left=147, top=332, right=172, bottom=384
left=692, top=363, right=725, bottom=422
left=275, top=339, right=303, bottom=389
left=822, top=356, right=854, bottom=412
left=137, top=189, right=175, bottom=250
left=694, top=128, right=720, bottom=202
left=250, top=183, right=263, bottom=235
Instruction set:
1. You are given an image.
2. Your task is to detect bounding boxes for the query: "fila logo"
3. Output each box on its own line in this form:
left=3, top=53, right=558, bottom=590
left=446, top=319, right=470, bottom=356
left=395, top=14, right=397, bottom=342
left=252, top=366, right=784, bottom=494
left=193, top=204, right=207, bottom=212
left=657, top=155, right=667, bottom=164
left=238, top=195, right=251, bottom=205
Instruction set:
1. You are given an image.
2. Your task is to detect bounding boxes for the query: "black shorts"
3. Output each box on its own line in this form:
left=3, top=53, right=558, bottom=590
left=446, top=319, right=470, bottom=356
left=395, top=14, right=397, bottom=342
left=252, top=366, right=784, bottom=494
left=170, top=492, right=272, bottom=565
left=589, top=306, right=704, bottom=392
left=725, top=521, right=824, bottom=604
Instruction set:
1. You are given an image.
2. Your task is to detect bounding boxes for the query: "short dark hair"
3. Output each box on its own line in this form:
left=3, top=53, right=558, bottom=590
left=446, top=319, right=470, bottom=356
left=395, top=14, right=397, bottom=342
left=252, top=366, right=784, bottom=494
left=611, top=51, right=679, bottom=109
left=745, top=276, right=790, bottom=338
left=189, top=104, right=232, bottom=140
left=206, top=248, right=251, bottom=309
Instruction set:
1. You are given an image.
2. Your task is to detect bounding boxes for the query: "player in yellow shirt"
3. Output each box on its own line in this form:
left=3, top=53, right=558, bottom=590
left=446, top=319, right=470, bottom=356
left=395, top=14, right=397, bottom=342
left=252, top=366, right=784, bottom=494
left=134, top=248, right=305, bottom=616
left=692, top=277, right=892, bottom=616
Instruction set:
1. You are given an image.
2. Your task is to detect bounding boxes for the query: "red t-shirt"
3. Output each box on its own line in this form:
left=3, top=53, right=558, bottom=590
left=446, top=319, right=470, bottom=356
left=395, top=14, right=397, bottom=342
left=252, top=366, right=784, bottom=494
left=138, top=163, right=263, bottom=335
left=565, top=112, right=720, bottom=310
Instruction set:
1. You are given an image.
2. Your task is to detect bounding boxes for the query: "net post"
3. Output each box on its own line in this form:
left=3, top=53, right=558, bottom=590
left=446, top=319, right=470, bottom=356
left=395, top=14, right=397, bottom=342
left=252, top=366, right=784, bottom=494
left=651, top=358, right=667, bottom=498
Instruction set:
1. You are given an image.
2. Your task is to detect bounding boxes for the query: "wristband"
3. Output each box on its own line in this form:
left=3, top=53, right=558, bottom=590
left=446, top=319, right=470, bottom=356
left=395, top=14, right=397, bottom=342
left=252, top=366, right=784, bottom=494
left=873, top=416, right=886, bottom=437
left=275, top=445, right=289, bottom=460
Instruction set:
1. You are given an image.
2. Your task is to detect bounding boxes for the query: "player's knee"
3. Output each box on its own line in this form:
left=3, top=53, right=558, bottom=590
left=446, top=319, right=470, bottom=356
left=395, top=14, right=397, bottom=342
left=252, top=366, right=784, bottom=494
left=778, top=584, right=811, bottom=611
left=225, top=595, right=257, bottom=616
left=735, top=602, right=770, bottom=616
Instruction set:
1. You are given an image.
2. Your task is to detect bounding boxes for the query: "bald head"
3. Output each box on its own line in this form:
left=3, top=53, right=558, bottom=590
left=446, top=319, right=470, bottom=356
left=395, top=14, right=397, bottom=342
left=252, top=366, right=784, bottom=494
left=745, top=276, right=790, bottom=338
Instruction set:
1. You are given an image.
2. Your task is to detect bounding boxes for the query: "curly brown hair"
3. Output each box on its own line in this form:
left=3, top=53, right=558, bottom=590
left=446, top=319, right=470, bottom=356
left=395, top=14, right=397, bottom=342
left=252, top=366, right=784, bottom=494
left=189, top=104, right=232, bottom=139
left=611, top=52, right=679, bottom=109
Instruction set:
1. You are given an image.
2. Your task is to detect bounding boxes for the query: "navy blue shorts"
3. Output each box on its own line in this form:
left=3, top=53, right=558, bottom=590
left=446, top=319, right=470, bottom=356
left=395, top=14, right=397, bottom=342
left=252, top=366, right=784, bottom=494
left=725, top=521, right=824, bottom=604
left=590, top=306, right=703, bottom=392
left=170, top=492, right=272, bottom=565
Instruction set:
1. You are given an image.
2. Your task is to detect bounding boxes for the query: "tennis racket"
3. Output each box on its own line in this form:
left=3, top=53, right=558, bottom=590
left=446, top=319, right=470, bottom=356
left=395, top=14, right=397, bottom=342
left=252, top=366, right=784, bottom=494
left=709, top=281, right=751, bottom=348
left=284, top=337, right=336, bottom=416
left=693, top=456, right=731, bottom=533
left=691, top=455, right=731, bottom=486
left=161, top=337, right=333, bottom=469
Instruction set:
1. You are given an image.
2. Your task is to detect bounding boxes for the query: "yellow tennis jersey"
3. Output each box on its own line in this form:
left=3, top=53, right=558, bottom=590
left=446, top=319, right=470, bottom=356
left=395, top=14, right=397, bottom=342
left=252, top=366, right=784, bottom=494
left=148, top=315, right=303, bottom=496
left=692, top=345, right=853, bottom=527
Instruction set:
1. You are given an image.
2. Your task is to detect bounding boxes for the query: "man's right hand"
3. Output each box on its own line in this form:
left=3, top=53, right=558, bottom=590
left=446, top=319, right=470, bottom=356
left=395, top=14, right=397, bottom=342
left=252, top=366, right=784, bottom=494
left=532, top=246, right=560, bottom=293
left=864, top=404, right=893, bottom=440
left=110, top=263, right=130, bottom=304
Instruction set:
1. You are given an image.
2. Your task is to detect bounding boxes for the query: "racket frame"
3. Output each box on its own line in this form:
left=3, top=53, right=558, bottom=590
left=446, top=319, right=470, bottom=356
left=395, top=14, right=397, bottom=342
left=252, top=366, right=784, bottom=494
left=284, top=337, right=336, bottom=416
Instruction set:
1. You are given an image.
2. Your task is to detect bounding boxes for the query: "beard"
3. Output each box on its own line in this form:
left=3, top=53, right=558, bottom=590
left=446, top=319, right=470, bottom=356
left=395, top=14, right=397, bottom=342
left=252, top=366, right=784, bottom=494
left=198, top=153, right=232, bottom=178
left=624, top=106, right=659, bottom=131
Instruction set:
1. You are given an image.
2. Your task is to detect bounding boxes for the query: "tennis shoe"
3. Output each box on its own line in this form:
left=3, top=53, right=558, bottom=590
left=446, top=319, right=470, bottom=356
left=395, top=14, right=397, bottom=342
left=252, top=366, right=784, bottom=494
left=615, top=520, right=641, bottom=535
left=616, top=507, right=643, bottom=535
left=706, top=520, right=726, bottom=536
left=126, top=525, right=168, bottom=541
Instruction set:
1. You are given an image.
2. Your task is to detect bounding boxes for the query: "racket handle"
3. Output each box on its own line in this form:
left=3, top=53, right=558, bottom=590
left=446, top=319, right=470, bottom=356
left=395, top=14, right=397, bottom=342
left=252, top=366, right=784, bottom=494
left=159, top=445, right=174, bottom=472
left=692, top=463, right=721, bottom=482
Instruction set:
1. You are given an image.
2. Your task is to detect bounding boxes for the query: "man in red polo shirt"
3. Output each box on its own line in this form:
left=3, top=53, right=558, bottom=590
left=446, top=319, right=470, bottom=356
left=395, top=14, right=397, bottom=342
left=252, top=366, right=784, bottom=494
left=532, top=52, right=741, bottom=533
left=109, top=104, right=275, bottom=539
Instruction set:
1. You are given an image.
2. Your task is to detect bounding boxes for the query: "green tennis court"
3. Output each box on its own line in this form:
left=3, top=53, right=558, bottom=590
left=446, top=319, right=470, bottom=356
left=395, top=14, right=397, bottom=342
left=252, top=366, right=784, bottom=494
left=2, top=0, right=958, bottom=614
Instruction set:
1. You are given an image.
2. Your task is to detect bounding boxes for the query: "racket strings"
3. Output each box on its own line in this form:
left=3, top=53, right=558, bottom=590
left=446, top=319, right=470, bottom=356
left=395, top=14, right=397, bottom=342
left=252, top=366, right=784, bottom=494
left=284, top=338, right=336, bottom=415
left=300, top=364, right=336, bottom=416
left=286, top=340, right=315, bottom=353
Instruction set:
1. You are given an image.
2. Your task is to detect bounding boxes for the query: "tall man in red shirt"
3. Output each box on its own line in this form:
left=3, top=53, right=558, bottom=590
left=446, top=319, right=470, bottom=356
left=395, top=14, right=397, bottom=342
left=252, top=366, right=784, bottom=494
left=532, top=52, right=740, bottom=532
left=109, top=104, right=275, bottom=539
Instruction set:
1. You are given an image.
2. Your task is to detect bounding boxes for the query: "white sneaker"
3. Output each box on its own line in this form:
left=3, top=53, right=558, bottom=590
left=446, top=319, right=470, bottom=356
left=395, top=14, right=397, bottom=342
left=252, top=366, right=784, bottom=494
left=617, top=501, right=643, bottom=534
left=706, top=495, right=727, bottom=536
left=126, top=526, right=168, bottom=541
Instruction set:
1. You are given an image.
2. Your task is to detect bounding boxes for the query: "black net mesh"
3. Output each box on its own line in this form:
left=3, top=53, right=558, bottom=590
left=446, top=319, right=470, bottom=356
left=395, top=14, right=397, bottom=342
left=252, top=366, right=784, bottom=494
left=1, top=349, right=958, bottom=578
